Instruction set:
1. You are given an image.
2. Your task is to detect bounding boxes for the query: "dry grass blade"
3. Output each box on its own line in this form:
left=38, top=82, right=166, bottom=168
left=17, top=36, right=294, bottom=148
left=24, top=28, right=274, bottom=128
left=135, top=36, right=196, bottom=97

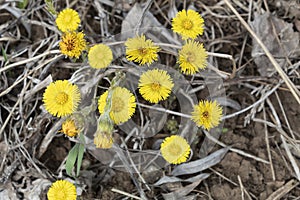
left=223, top=0, right=300, bottom=105
left=280, top=135, right=300, bottom=181
left=111, top=188, right=142, bottom=200
left=0, top=50, right=60, bottom=73
left=266, top=179, right=299, bottom=200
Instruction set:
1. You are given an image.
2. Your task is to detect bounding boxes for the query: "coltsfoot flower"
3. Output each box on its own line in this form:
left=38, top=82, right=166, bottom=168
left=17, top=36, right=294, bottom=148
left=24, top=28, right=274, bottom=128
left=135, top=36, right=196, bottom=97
left=160, top=135, right=191, bottom=164
left=60, top=119, right=79, bottom=137
left=191, top=100, right=223, bottom=130
left=43, top=80, right=81, bottom=117
left=178, top=40, right=208, bottom=75
left=172, top=9, right=204, bottom=40
left=56, top=8, right=80, bottom=32
left=138, top=69, right=174, bottom=103
left=59, top=31, right=87, bottom=59
left=88, top=44, right=113, bottom=69
left=125, top=34, right=160, bottom=65
left=98, top=87, right=136, bottom=124
left=94, top=130, right=114, bottom=149
left=47, top=180, right=77, bottom=200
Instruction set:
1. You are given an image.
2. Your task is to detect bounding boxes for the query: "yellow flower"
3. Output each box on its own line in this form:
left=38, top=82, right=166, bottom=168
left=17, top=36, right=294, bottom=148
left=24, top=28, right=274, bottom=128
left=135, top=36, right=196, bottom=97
left=178, top=40, right=208, bottom=75
left=43, top=80, right=81, bottom=117
left=88, top=44, right=113, bottom=69
left=98, top=87, right=136, bottom=124
left=125, top=34, right=160, bottom=65
left=56, top=8, right=80, bottom=32
left=47, top=180, right=77, bottom=200
left=160, top=135, right=191, bottom=164
left=60, top=119, right=79, bottom=137
left=191, top=100, right=223, bottom=130
left=59, top=31, right=87, bottom=59
left=172, top=9, right=204, bottom=40
left=138, top=69, right=174, bottom=103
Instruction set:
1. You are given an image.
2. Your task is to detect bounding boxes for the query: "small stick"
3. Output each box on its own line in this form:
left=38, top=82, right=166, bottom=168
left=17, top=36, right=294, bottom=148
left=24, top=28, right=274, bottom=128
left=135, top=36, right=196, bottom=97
left=111, top=188, right=143, bottom=200
left=263, top=107, right=276, bottom=181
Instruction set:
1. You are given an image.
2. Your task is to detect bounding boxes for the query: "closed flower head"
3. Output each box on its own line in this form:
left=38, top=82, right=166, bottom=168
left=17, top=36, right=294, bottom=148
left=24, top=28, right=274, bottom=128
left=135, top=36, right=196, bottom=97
left=47, top=180, right=77, bottom=200
left=56, top=8, right=80, bottom=32
left=138, top=69, right=174, bottom=103
left=88, top=44, right=113, bottom=69
left=98, top=87, right=136, bottom=124
left=172, top=9, right=204, bottom=40
left=191, top=100, right=223, bottom=130
left=178, top=40, right=208, bottom=75
left=160, top=135, right=191, bottom=164
left=125, top=34, right=160, bottom=65
left=59, top=31, right=86, bottom=59
left=43, top=80, right=81, bottom=117
left=94, top=130, right=114, bottom=149
left=60, top=119, right=79, bottom=137
left=94, top=113, right=114, bottom=149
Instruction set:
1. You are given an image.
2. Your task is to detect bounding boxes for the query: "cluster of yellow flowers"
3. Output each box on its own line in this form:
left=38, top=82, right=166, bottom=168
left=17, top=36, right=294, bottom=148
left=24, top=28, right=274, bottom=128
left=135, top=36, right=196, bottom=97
left=44, top=7, right=225, bottom=197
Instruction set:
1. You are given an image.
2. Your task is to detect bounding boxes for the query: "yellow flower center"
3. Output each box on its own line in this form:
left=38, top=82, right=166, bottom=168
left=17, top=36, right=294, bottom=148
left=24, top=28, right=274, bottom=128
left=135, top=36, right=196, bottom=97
left=182, top=19, right=193, bottom=30
left=168, top=143, right=182, bottom=156
left=64, top=15, right=72, bottom=23
left=112, top=97, right=124, bottom=112
left=202, top=111, right=209, bottom=119
left=138, top=48, right=148, bottom=55
left=151, top=82, right=161, bottom=91
left=56, top=189, right=67, bottom=199
left=56, top=92, right=69, bottom=105
left=186, top=52, right=195, bottom=62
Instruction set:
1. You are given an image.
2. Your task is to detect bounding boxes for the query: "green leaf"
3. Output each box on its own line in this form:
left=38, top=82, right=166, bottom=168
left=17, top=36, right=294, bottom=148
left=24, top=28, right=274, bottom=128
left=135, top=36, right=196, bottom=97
left=66, top=144, right=79, bottom=176
left=76, top=134, right=85, bottom=177
left=17, top=0, right=28, bottom=9
left=1, top=47, right=8, bottom=63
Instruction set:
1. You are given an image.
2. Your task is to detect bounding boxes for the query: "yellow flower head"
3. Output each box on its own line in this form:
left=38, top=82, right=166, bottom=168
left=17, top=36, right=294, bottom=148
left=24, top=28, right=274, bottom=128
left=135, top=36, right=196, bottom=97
left=178, top=40, right=208, bottom=75
left=88, top=44, right=113, bottom=69
left=172, top=9, right=204, bottom=40
left=56, top=8, right=80, bottom=32
left=191, top=100, right=223, bottom=130
left=160, top=135, right=191, bottom=164
left=125, top=34, right=160, bottom=65
left=59, top=31, right=87, bottom=59
left=47, top=180, right=77, bottom=200
left=43, top=80, right=81, bottom=117
left=98, top=87, right=136, bottom=124
left=138, top=69, right=174, bottom=103
left=60, top=119, right=79, bottom=137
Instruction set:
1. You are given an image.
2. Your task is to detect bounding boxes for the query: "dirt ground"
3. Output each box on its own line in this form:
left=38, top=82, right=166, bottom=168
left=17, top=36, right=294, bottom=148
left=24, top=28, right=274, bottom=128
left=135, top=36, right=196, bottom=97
left=0, top=0, right=300, bottom=199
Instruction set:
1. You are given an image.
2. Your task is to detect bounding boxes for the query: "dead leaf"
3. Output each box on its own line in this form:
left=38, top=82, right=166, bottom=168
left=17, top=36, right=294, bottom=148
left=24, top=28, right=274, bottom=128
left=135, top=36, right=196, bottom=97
left=250, top=12, right=300, bottom=76
left=162, top=180, right=201, bottom=199
left=0, top=182, right=18, bottom=200
left=24, top=179, right=51, bottom=200
left=154, top=173, right=210, bottom=186
left=121, top=3, right=180, bottom=53
left=171, top=147, right=229, bottom=176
